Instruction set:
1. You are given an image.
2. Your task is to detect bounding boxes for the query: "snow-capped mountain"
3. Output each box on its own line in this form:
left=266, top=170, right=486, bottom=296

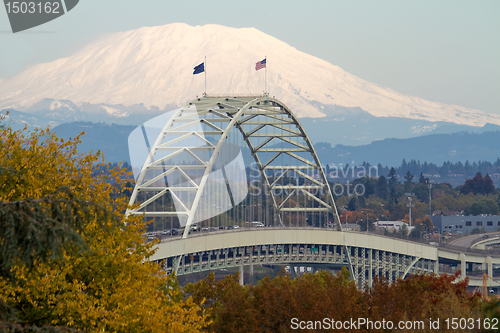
left=1, top=23, right=499, bottom=126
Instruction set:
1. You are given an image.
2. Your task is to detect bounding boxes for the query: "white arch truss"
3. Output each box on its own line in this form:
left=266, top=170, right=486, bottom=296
left=127, top=95, right=342, bottom=238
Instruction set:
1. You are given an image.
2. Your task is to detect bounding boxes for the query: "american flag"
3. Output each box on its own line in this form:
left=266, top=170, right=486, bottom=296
left=255, top=58, right=266, bottom=71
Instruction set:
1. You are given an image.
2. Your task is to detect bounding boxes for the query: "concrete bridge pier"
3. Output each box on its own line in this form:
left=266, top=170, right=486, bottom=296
left=460, top=253, right=466, bottom=281
left=368, top=249, right=373, bottom=288
left=239, top=262, right=244, bottom=286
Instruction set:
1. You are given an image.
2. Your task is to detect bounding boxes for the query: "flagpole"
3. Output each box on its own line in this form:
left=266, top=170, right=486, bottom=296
left=265, top=55, right=267, bottom=94
left=204, top=56, right=207, bottom=96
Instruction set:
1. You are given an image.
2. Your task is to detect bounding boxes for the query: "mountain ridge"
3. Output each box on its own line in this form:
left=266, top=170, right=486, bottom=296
left=1, top=23, right=499, bottom=127
left=48, top=121, right=500, bottom=168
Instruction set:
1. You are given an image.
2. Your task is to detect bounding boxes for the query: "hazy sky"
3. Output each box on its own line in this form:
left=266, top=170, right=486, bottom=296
left=1, top=0, right=498, bottom=114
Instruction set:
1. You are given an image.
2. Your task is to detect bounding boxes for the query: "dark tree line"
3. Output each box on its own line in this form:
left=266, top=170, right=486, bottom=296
left=185, top=269, right=492, bottom=333
left=376, top=158, right=500, bottom=179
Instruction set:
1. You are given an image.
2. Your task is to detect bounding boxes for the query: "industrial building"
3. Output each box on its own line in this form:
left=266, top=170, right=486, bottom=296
left=432, top=215, right=500, bottom=234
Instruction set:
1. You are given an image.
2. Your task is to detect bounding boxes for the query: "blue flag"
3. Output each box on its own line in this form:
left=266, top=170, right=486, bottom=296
left=193, top=62, right=205, bottom=75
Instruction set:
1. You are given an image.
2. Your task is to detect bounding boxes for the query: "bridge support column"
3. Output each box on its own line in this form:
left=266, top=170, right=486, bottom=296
left=487, top=256, right=493, bottom=286
left=460, top=253, right=466, bottom=281
left=368, top=249, right=373, bottom=288
left=239, top=262, right=244, bottom=286
left=173, top=255, right=182, bottom=275
left=434, top=258, right=439, bottom=275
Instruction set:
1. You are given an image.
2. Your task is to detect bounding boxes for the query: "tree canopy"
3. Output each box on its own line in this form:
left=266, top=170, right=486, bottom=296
left=186, top=268, right=484, bottom=332
left=461, top=172, right=496, bottom=195
left=464, top=199, right=500, bottom=216
left=0, top=125, right=208, bottom=332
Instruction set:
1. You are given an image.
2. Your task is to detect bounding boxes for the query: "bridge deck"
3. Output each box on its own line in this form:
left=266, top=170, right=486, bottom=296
left=150, top=228, right=500, bottom=289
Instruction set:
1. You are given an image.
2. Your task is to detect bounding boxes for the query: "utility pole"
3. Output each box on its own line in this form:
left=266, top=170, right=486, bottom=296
left=405, top=193, right=415, bottom=227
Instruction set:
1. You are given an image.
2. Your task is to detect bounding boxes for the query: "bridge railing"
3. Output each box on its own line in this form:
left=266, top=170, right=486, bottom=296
left=149, top=226, right=439, bottom=247
left=148, top=226, right=500, bottom=256
left=368, top=229, right=432, bottom=245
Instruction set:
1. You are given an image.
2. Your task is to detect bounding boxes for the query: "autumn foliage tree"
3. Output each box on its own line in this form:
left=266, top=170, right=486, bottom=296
left=186, top=267, right=364, bottom=333
left=0, top=125, right=208, bottom=332
left=461, top=172, right=496, bottom=195
left=367, top=272, right=482, bottom=331
left=186, top=268, right=488, bottom=333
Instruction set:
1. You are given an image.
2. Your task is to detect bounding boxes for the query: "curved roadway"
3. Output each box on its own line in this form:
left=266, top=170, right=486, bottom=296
left=449, top=232, right=500, bottom=248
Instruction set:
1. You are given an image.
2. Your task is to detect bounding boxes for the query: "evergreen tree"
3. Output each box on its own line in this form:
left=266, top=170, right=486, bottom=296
left=376, top=176, right=389, bottom=200
left=387, top=197, right=395, bottom=214
left=404, top=171, right=414, bottom=192
left=388, top=167, right=398, bottom=189
left=347, top=196, right=357, bottom=211
left=354, top=176, right=375, bottom=196
left=422, top=161, right=429, bottom=173
left=401, top=159, right=408, bottom=171
left=419, top=172, right=427, bottom=184
left=483, top=174, right=495, bottom=194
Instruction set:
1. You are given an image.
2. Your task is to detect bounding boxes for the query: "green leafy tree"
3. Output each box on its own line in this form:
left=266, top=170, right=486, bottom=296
left=353, top=176, right=376, bottom=197
left=409, top=222, right=428, bottom=238
left=483, top=297, right=500, bottom=326
left=0, top=188, right=112, bottom=280
left=464, top=199, right=500, bottom=216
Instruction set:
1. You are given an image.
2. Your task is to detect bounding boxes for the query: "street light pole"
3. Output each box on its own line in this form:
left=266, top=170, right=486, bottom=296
left=367, top=212, right=369, bottom=233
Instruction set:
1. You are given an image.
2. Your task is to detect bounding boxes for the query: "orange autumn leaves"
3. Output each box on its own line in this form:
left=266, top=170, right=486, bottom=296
left=187, top=269, right=483, bottom=333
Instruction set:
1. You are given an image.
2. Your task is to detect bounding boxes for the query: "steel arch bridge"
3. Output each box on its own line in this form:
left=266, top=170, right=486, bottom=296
left=127, top=95, right=342, bottom=239
left=126, top=95, right=500, bottom=289
left=151, top=228, right=437, bottom=289
left=149, top=228, right=500, bottom=289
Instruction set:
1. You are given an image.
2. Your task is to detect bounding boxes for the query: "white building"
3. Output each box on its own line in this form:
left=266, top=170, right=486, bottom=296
left=375, top=221, right=415, bottom=234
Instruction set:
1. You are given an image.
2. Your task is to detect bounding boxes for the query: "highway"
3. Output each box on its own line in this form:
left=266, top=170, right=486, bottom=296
left=449, top=232, right=500, bottom=248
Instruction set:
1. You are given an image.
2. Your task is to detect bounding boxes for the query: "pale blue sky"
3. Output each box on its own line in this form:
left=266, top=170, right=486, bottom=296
left=0, top=0, right=498, bottom=114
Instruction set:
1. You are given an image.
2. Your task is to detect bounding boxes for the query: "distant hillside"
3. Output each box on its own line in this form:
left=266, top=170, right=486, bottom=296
left=51, top=122, right=500, bottom=170
left=52, top=122, right=135, bottom=163
left=299, top=105, right=500, bottom=145
left=6, top=102, right=500, bottom=146
left=314, top=131, right=500, bottom=167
